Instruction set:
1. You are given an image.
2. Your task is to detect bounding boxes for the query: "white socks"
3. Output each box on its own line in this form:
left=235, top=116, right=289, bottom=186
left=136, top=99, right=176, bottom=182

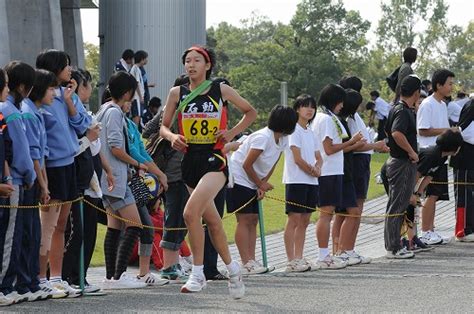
left=318, top=248, right=330, bottom=261
left=226, top=260, right=240, bottom=276
left=191, top=264, right=204, bottom=278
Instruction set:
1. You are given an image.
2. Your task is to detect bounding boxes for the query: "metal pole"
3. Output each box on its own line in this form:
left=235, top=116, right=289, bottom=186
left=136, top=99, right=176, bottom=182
left=257, top=200, right=268, bottom=268
left=280, top=81, right=288, bottom=106
left=79, top=197, right=85, bottom=292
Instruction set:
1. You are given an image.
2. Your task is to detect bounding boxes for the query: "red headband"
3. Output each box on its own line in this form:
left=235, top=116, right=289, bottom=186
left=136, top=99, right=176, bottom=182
left=187, top=46, right=211, bottom=63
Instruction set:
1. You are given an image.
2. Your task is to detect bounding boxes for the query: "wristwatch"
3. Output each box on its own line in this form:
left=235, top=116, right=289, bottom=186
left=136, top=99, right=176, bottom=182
left=2, top=176, right=13, bottom=183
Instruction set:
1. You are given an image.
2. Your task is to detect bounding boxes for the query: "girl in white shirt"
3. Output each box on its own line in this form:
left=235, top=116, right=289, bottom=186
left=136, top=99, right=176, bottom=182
left=228, top=105, right=297, bottom=275
left=282, top=95, right=322, bottom=272
left=310, top=84, right=364, bottom=269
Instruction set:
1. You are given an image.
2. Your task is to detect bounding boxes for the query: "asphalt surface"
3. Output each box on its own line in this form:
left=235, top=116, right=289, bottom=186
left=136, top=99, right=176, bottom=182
left=6, top=241, right=474, bottom=313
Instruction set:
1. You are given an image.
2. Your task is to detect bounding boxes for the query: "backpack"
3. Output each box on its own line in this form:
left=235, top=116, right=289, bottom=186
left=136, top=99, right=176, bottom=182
left=386, top=66, right=400, bottom=92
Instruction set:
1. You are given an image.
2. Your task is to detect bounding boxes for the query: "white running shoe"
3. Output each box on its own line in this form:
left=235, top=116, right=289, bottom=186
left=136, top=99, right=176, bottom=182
left=39, top=281, right=67, bottom=299
left=179, top=255, right=193, bottom=274
left=180, top=274, right=207, bottom=293
left=285, top=259, right=311, bottom=272
left=103, top=273, right=147, bottom=290
left=386, top=247, right=415, bottom=259
left=347, top=251, right=372, bottom=264
left=420, top=231, right=443, bottom=245
left=25, top=289, right=49, bottom=302
left=456, top=233, right=474, bottom=242
left=51, top=280, right=82, bottom=298
left=0, top=292, right=14, bottom=306
left=241, top=260, right=267, bottom=275
left=317, top=256, right=347, bottom=270
left=228, top=267, right=245, bottom=299
left=6, top=291, right=29, bottom=304
left=137, top=272, right=169, bottom=286
left=334, top=251, right=361, bottom=266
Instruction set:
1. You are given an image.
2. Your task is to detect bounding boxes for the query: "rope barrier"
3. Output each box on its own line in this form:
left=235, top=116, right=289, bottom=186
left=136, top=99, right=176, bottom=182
left=1, top=178, right=468, bottom=230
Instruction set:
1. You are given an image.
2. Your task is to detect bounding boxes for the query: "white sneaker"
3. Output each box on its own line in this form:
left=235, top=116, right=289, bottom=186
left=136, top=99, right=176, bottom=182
left=39, top=281, right=67, bottom=299
left=0, top=292, right=14, bottom=306
left=51, top=280, right=82, bottom=298
left=347, top=251, right=372, bottom=264
left=102, top=273, right=147, bottom=290
left=386, top=247, right=415, bottom=259
left=334, top=251, right=361, bottom=266
left=137, top=272, right=169, bottom=286
left=180, top=273, right=206, bottom=293
left=71, top=283, right=102, bottom=294
left=25, top=289, right=48, bottom=302
left=420, top=231, right=443, bottom=245
left=456, top=233, right=474, bottom=242
left=228, top=267, right=245, bottom=299
left=317, top=256, right=347, bottom=270
left=241, top=260, right=267, bottom=275
left=285, top=259, right=310, bottom=272
left=179, top=255, right=193, bottom=274
left=6, top=291, right=29, bottom=304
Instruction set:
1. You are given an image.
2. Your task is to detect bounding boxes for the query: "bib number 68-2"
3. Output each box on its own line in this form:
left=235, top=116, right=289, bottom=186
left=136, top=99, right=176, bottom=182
left=190, top=120, right=217, bottom=136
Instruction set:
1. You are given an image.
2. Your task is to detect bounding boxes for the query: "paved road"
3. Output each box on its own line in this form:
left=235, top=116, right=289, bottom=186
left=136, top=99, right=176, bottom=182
left=8, top=241, right=474, bottom=313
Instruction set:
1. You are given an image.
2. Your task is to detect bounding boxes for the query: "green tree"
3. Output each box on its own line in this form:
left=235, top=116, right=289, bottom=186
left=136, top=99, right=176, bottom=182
left=84, top=42, right=100, bottom=111
left=445, top=21, right=474, bottom=90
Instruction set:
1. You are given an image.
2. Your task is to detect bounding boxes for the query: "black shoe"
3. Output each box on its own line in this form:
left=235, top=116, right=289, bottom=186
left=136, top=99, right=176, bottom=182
left=411, top=236, right=434, bottom=252
left=206, top=272, right=229, bottom=281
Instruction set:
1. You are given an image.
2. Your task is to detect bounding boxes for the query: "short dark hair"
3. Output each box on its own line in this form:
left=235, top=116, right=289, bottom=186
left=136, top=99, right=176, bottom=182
left=403, top=47, right=418, bottom=63
left=293, top=94, right=316, bottom=122
left=267, top=105, right=298, bottom=135
left=134, top=50, right=148, bottom=64
left=339, top=76, right=362, bottom=92
left=422, top=79, right=431, bottom=87
left=71, top=70, right=85, bottom=93
left=340, top=89, right=362, bottom=117
left=148, top=97, right=162, bottom=108
left=4, top=61, right=35, bottom=106
left=182, top=46, right=216, bottom=79
left=101, top=88, right=111, bottom=104
left=436, top=129, right=463, bottom=152
left=370, top=90, right=380, bottom=98
left=0, top=69, right=6, bottom=92
left=107, top=71, right=137, bottom=100
left=318, top=84, right=346, bottom=112
left=431, top=69, right=455, bottom=92
left=457, top=91, right=467, bottom=98
left=173, top=74, right=189, bottom=87
left=36, top=49, right=71, bottom=76
left=366, top=101, right=375, bottom=110
left=29, top=69, right=57, bottom=102
left=122, top=49, right=134, bottom=60
left=400, top=75, right=422, bottom=97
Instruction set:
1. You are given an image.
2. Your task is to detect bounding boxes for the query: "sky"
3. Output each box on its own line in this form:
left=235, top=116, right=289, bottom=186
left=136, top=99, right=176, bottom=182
left=80, top=0, right=473, bottom=45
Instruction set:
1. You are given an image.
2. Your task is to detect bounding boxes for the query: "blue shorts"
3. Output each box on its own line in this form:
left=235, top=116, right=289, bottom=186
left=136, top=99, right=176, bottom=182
left=102, top=186, right=136, bottom=211
left=318, top=175, right=343, bottom=208
left=285, top=184, right=318, bottom=214
left=226, top=184, right=259, bottom=214
left=353, top=154, right=371, bottom=199
left=336, top=180, right=358, bottom=213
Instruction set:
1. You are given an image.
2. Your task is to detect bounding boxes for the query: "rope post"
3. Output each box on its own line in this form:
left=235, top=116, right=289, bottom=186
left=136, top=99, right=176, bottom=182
left=79, top=197, right=85, bottom=292
left=257, top=200, right=268, bottom=268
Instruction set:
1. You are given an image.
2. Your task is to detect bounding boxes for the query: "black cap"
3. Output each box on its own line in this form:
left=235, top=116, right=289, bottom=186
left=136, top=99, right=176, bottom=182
left=400, top=74, right=422, bottom=96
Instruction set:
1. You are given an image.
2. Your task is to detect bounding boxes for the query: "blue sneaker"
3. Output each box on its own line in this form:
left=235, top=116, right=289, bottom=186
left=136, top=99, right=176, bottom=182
left=161, top=264, right=188, bottom=284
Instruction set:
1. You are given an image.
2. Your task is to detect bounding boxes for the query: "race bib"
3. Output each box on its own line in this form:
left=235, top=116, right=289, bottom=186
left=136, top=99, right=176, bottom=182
left=181, top=112, right=220, bottom=144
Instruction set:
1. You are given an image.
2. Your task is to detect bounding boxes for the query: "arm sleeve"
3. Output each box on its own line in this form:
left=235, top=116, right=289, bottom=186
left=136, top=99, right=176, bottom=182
left=391, top=110, right=409, bottom=134
left=288, top=130, right=301, bottom=149
left=8, top=118, right=36, bottom=185
left=416, top=102, right=433, bottom=130
left=69, top=94, right=92, bottom=136
left=23, top=114, right=42, bottom=161
left=106, top=109, right=124, bottom=149
left=249, top=133, right=268, bottom=151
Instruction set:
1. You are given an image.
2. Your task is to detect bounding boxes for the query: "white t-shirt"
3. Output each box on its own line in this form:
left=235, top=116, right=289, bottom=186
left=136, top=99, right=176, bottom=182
left=417, top=95, right=450, bottom=148
left=231, top=127, right=288, bottom=189
left=130, top=64, right=145, bottom=105
left=348, top=112, right=373, bottom=155
left=457, top=98, right=470, bottom=108
left=310, top=111, right=346, bottom=176
left=447, top=101, right=462, bottom=124
left=461, top=121, right=474, bottom=145
left=374, top=97, right=391, bottom=120
left=283, top=124, right=319, bottom=185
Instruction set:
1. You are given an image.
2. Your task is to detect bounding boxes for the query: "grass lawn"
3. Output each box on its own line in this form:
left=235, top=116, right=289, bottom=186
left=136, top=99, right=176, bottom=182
left=91, top=152, right=388, bottom=266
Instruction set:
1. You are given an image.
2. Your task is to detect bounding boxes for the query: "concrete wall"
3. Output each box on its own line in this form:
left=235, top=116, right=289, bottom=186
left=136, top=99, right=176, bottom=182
left=98, top=0, right=206, bottom=103
left=0, top=0, right=84, bottom=68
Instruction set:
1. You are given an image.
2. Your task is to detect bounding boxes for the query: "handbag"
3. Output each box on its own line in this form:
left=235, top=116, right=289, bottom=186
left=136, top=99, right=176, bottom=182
left=123, top=120, right=153, bottom=208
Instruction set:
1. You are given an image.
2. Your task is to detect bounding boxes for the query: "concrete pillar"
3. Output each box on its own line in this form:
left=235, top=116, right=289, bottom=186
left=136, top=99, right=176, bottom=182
left=60, top=0, right=85, bottom=68
left=0, top=0, right=11, bottom=66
